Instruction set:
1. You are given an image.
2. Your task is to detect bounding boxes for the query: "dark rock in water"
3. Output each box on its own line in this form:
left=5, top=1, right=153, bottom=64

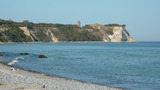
left=20, top=53, right=29, bottom=55
left=0, top=54, right=3, bottom=56
left=38, top=55, right=47, bottom=58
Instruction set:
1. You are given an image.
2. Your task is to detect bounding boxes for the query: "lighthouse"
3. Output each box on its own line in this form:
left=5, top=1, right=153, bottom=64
left=78, top=21, right=80, bottom=27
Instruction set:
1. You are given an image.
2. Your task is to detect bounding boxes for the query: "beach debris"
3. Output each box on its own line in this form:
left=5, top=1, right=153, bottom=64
left=38, top=55, right=47, bottom=58
left=11, top=67, right=16, bottom=71
left=0, top=82, right=3, bottom=85
left=20, top=53, right=29, bottom=55
left=10, top=67, right=18, bottom=71
left=0, top=54, right=3, bottom=56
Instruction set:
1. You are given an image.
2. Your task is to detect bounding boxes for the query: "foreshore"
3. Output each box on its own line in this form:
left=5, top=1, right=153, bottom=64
left=0, top=62, right=122, bottom=90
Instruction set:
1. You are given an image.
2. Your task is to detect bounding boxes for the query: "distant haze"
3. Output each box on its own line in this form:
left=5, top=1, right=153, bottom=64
left=1, top=0, right=160, bottom=41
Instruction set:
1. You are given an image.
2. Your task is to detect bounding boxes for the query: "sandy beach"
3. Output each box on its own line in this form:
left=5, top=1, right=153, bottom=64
left=0, top=62, right=122, bottom=90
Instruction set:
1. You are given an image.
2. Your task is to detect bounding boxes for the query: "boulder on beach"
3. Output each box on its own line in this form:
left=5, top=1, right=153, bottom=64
left=0, top=54, right=3, bottom=56
left=38, top=55, right=47, bottom=58
left=20, top=53, right=29, bottom=55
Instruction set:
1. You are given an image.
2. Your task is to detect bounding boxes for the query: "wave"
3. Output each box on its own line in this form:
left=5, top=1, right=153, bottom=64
left=12, top=59, right=18, bottom=63
left=8, top=60, right=18, bottom=65
left=8, top=57, right=24, bottom=65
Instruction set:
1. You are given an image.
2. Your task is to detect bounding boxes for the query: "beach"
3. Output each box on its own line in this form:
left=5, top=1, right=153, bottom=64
left=0, top=62, right=121, bottom=90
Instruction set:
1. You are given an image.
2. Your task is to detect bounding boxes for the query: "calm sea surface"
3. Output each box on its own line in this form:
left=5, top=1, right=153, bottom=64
left=0, top=42, right=160, bottom=90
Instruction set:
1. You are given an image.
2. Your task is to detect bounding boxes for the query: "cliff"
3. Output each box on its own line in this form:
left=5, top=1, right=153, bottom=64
left=0, top=19, right=135, bottom=42
left=89, top=24, right=135, bottom=42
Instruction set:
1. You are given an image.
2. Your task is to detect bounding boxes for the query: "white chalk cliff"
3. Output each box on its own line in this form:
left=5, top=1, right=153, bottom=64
left=108, top=26, right=135, bottom=42
left=90, top=24, right=135, bottom=42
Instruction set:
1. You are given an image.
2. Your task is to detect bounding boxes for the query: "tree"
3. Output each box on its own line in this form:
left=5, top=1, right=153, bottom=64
left=22, top=20, right=29, bottom=26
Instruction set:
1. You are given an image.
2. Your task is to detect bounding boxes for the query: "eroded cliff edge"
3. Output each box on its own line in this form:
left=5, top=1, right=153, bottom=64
left=0, top=19, right=135, bottom=42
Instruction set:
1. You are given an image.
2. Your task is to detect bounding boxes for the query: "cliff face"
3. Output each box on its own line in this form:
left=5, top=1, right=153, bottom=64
left=107, top=26, right=135, bottom=42
left=19, top=26, right=58, bottom=42
left=0, top=24, right=8, bottom=42
left=89, top=24, right=135, bottom=42
left=0, top=19, right=135, bottom=42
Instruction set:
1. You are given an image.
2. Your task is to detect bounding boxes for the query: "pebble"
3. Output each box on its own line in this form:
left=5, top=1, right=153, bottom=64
left=0, top=63, right=121, bottom=90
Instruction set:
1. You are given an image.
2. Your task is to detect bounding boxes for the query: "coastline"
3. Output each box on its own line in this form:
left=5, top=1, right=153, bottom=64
left=0, top=62, right=122, bottom=90
left=0, top=41, right=136, bottom=45
left=0, top=41, right=104, bottom=44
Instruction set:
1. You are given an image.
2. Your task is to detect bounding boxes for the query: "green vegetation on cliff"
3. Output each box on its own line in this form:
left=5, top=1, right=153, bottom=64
left=0, top=19, right=102, bottom=42
left=0, top=19, right=133, bottom=42
left=0, top=19, right=32, bottom=42
left=105, top=24, right=126, bottom=27
left=51, top=24, right=100, bottom=41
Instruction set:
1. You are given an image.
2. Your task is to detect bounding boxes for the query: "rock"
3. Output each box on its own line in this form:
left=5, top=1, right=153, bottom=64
left=0, top=54, right=3, bottom=56
left=0, top=82, right=3, bottom=85
left=20, top=53, right=29, bottom=55
left=38, top=55, right=47, bottom=58
left=43, top=85, right=45, bottom=88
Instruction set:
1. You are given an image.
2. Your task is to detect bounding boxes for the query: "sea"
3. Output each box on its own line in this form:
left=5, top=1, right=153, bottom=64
left=0, top=42, right=160, bottom=90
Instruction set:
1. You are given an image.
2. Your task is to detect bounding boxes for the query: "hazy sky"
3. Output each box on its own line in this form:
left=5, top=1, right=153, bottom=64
left=0, top=0, right=160, bottom=41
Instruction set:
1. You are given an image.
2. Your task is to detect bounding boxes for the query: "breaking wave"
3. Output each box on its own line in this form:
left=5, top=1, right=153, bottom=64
left=8, top=57, right=24, bottom=65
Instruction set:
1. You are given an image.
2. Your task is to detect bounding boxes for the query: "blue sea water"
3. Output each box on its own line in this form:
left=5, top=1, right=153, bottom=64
left=0, top=42, right=160, bottom=90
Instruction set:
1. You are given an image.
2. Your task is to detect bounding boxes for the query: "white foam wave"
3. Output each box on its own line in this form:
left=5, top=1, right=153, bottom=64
left=8, top=61, right=16, bottom=65
left=8, top=60, right=18, bottom=65
left=8, top=57, right=24, bottom=65
left=12, top=59, right=18, bottom=63
left=8, top=59, right=19, bottom=65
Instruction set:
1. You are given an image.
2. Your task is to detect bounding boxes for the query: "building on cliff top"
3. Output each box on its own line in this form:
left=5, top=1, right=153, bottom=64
left=78, top=21, right=80, bottom=27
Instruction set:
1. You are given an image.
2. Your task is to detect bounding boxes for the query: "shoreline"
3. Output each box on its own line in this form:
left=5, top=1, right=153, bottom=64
left=0, top=41, right=105, bottom=44
left=0, top=62, right=122, bottom=90
left=0, top=41, right=136, bottom=45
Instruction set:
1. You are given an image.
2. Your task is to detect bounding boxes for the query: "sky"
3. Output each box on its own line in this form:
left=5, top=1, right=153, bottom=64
left=0, top=0, right=160, bottom=41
